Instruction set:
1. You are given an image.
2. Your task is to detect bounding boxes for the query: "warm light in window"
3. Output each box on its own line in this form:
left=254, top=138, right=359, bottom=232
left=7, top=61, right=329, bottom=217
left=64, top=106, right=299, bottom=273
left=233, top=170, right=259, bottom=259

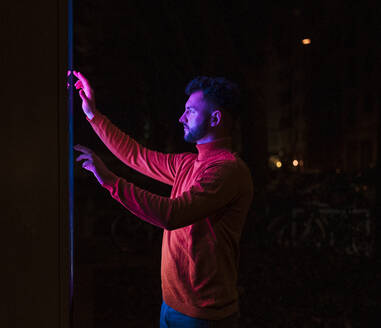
left=276, top=161, right=282, bottom=168
left=302, top=38, right=311, bottom=45
left=293, top=160, right=299, bottom=167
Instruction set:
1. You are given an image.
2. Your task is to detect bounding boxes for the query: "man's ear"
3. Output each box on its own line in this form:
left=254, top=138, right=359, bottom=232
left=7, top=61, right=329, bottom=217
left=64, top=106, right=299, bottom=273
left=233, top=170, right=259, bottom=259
left=210, top=110, right=222, bottom=127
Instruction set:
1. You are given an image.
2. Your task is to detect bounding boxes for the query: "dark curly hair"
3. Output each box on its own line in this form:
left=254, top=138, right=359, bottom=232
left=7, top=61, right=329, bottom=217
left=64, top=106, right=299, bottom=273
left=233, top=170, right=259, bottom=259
left=185, top=76, right=241, bottom=120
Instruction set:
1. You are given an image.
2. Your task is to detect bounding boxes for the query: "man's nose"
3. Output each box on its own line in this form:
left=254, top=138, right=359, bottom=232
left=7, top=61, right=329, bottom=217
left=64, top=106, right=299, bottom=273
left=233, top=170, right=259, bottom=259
left=179, top=113, right=186, bottom=123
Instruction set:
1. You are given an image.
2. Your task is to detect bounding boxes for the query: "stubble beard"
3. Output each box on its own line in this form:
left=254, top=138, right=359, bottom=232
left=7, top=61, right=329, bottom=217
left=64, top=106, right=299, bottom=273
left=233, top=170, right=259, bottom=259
left=183, top=120, right=209, bottom=143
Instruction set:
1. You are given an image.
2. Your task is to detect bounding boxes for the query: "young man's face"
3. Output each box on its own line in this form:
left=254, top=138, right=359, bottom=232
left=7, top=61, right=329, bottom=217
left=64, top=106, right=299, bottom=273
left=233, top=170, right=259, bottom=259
left=179, top=90, right=212, bottom=143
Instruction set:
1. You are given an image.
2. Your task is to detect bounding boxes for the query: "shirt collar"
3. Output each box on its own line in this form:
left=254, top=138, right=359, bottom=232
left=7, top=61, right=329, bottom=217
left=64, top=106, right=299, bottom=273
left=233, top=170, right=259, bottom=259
left=195, top=137, right=232, bottom=161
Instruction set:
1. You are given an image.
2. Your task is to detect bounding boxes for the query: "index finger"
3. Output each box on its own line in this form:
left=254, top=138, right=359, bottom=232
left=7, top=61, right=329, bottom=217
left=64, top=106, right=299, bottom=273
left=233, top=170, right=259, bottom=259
left=73, top=71, right=90, bottom=88
left=73, top=144, right=93, bottom=154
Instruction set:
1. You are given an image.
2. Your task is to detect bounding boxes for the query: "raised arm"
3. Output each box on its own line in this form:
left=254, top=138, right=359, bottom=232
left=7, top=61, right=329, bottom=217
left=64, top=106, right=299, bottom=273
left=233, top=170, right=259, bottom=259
left=102, top=162, right=252, bottom=230
left=72, top=71, right=183, bottom=185
left=74, top=143, right=251, bottom=230
left=88, top=112, right=184, bottom=185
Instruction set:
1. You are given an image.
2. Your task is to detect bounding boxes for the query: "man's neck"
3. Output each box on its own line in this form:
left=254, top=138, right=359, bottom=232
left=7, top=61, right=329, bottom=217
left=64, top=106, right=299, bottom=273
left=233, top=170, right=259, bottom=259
left=196, top=132, right=228, bottom=145
left=196, top=136, right=216, bottom=145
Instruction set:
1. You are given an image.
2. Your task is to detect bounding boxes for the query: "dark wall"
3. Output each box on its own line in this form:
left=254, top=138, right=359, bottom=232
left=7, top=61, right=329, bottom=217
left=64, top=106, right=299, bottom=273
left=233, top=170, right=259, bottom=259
left=1, top=1, right=69, bottom=327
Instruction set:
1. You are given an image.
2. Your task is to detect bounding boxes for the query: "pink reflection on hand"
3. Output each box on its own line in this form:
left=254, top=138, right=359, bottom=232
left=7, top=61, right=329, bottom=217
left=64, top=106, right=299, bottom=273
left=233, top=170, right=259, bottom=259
left=67, top=70, right=72, bottom=89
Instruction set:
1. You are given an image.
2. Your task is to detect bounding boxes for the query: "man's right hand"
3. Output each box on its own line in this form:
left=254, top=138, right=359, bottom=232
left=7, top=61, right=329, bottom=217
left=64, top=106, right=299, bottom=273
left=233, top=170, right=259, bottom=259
left=73, top=71, right=97, bottom=120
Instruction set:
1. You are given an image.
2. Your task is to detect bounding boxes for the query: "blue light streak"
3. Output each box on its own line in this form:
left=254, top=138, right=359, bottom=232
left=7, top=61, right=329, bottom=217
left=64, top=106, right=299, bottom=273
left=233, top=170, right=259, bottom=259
left=67, top=0, right=74, bottom=325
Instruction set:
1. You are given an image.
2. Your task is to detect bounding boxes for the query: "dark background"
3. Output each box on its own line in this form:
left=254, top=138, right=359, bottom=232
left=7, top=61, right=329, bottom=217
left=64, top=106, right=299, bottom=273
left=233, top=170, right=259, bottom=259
left=72, top=1, right=381, bottom=327
left=2, top=1, right=70, bottom=327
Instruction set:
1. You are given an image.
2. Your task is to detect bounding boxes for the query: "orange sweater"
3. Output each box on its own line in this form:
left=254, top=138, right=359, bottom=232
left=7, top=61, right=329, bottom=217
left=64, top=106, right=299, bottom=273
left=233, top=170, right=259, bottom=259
left=88, top=112, right=253, bottom=320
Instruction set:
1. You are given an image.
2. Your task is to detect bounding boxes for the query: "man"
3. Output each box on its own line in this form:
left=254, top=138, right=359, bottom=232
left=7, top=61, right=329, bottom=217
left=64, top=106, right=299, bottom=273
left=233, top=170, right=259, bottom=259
left=73, top=71, right=253, bottom=327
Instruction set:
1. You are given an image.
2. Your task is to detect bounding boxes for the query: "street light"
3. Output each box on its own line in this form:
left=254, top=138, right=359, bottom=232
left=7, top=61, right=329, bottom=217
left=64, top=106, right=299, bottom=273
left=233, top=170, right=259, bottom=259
left=302, top=38, right=311, bottom=45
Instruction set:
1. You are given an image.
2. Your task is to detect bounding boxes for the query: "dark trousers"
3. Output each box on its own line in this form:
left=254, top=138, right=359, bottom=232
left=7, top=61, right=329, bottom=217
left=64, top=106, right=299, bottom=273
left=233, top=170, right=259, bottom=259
left=159, top=301, right=239, bottom=328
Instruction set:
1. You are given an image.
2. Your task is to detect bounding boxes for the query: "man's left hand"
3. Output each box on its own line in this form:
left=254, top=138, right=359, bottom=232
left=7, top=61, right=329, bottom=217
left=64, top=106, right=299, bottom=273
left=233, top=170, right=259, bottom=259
left=74, top=144, right=117, bottom=186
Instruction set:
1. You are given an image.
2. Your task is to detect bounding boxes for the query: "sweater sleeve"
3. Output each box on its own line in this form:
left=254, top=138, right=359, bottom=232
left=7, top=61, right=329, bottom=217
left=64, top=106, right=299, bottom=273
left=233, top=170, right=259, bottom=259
left=101, top=163, right=239, bottom=230
left=88, top=111, right=183, bottom=185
